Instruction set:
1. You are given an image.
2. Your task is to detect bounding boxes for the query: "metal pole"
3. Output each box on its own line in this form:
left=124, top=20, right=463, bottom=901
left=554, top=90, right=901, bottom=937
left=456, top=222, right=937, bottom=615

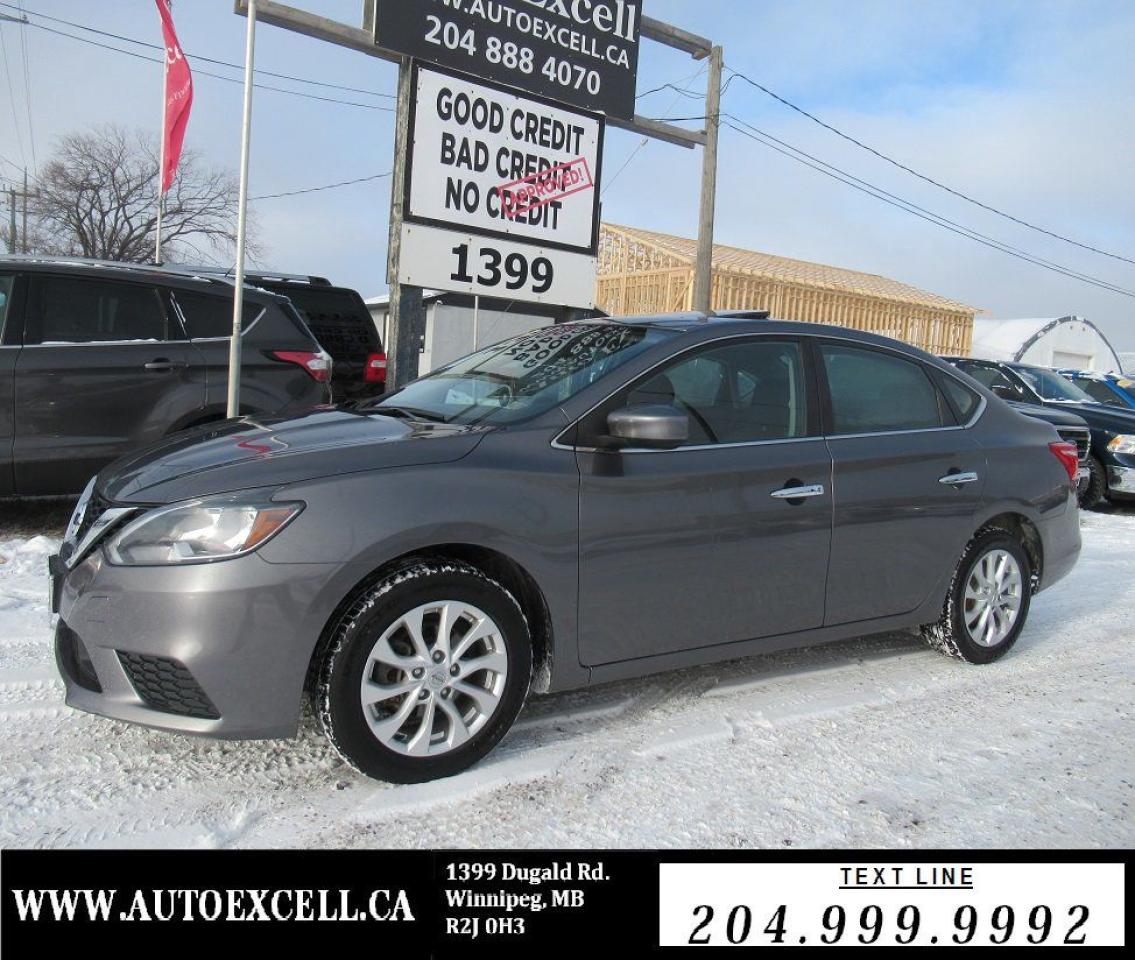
left=155, top=1, right=170, bottom=263
left=692, top=44, right=722, bottom=315
left=21, top=169, right=28, bottom=254
left=385, top=57, right=425, bottom=388
left=226, top=0, right=256, bottom=419
left=472, top=295, right=479, bottom=350
left=8, top=188, right=16, bottom=254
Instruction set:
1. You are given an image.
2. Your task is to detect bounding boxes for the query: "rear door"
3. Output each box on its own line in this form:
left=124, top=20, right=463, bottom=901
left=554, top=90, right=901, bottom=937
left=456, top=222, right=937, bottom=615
left=819, top=341, right=986, bottom=625
left=12, top=272, right=202, bottom=494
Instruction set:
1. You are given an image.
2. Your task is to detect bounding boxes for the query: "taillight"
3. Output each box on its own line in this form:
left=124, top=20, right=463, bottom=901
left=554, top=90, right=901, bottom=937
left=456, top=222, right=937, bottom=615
left=365, top=352, right=387, bottom=385
left=271, top=350, right=331, bottom=383
left=1048, top=441, right=1079, bottom=484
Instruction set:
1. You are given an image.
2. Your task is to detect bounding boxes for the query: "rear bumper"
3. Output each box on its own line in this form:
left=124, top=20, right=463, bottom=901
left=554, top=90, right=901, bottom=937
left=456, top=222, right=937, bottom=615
left=1036, top=492, right=1082, bottom=592
left=54, top=547, right=349, bottom=739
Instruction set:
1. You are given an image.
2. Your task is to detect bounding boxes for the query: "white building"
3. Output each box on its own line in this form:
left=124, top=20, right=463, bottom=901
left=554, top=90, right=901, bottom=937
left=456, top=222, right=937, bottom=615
left=969, top=315, right=1122, bottom=372
left=365, top=291, right=586, bottom=374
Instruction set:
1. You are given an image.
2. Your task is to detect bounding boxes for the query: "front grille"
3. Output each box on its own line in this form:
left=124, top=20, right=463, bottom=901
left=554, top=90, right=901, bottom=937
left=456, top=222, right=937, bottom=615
left=56, top=622, right=102, bottom=693
left=1056, top=426, right=1091, bottom=463
left=118, top=652, right=220, bottom=720
left=74, top=492, right=110, bottom=546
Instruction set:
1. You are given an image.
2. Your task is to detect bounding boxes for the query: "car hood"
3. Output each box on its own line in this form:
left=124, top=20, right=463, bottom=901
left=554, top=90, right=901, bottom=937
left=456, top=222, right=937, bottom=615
left=98, top=408, right=488, bottom=503
left=1042, top=402, right=1135, bottom=433
left=1007, top=401, right=1088, bottom=427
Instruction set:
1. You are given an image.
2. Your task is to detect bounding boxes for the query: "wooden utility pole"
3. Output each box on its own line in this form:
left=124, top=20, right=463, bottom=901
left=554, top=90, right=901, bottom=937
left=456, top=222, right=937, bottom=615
left=692, top=45, right=723, bottom=315
left=384, top=57, right=425, bottom=388
left=6, top=174, right=37, bottom=254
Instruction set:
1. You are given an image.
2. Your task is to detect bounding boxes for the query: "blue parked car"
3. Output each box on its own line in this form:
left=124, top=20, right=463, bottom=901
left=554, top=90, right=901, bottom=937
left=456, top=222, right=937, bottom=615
left=1059, top=370, right=1135, bottom=411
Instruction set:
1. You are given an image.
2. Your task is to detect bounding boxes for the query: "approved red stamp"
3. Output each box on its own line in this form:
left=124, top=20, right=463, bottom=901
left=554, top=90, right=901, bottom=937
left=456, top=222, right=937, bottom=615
left=496, top=157, right=594, bottom=221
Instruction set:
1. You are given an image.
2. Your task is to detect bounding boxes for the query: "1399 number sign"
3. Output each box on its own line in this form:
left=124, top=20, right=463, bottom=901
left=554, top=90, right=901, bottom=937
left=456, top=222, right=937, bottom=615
left=450, top=243, right=554, bottom=295
left=397, top=223, right=596, bottom=307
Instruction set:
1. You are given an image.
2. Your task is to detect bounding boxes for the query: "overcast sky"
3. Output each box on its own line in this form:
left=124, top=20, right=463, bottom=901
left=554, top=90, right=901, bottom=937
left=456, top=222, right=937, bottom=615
left=1, top=0, right=1133, bottom=349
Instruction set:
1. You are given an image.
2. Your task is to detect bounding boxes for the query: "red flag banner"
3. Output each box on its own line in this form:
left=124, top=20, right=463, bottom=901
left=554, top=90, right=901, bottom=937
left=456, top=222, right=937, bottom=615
left=155, top=0, right=193, bottom=195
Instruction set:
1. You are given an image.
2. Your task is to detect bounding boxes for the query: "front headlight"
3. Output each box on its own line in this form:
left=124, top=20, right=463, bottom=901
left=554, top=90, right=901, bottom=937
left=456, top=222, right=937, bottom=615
left=104, top=493, right=303, bottom=566
left=1107, top=434, right=1135, bottom=455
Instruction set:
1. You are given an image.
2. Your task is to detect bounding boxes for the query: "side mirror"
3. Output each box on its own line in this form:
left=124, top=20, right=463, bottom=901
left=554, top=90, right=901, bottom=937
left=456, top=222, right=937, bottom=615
left=606, top=404, right=689, bottom=449
left=991, top=384, right=1019, bottom=400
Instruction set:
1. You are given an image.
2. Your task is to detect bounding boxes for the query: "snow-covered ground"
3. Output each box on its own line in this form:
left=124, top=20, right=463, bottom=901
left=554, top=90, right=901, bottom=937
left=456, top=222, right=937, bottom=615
left=1, top=503, right=1132, bottom=849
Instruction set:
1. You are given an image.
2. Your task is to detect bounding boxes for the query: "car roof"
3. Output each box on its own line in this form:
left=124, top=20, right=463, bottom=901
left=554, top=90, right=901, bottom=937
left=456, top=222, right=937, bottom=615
left=0, top=254, right=284, bottom=301
left=606, top=310, right=944, bottom=356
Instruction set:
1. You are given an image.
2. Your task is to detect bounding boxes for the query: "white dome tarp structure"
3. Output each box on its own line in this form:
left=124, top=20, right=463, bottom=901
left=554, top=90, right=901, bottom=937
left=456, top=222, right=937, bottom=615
left=969, top=315, right=1122, bottom=373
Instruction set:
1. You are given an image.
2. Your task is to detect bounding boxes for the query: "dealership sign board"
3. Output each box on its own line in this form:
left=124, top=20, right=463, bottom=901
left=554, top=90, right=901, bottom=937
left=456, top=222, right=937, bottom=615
left=407, top=63, right=603, bottom=255
left=375, top=0, right=642, bottom=120
left=398, top=223, right=597, bottom=307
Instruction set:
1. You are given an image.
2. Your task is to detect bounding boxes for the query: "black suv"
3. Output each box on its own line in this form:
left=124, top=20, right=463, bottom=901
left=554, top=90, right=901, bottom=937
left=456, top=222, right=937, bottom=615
left=945, top=356, right=1135, bottom=508
left=0, top=257, right=332, bottom=496
left=241, top=273, right=386, bottom=400
left=167, top=267, right=386, bottom=401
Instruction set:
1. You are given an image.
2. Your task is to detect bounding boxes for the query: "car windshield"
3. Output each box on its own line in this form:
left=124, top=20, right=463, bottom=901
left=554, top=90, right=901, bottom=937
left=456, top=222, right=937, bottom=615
left=371, top=322, right=671, bottom=425
left=1010, top=365, right=1097, bottom=402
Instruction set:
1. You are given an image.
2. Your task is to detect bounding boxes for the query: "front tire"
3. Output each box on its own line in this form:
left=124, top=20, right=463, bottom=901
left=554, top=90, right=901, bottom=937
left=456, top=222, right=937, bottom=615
left=1078, top=455, right=1107, bottom=510
left=315, top=560, right=532, bottom=783
left=920, top=528, right=1032, bottom=664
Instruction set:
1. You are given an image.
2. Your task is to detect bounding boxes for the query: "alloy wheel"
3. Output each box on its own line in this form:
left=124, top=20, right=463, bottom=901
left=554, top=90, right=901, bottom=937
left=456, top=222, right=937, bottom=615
left=359, top=600, right=508, bottom=756
left=962, top=548, right=1024, bottom=647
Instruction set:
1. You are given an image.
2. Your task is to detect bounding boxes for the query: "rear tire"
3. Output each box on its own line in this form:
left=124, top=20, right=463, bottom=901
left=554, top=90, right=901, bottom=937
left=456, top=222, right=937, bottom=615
left=920, top=527, right=1032, bottom=664
left=1078, top=455, right=1107, bottom=510
left=314, top=560, right=532, bottom=783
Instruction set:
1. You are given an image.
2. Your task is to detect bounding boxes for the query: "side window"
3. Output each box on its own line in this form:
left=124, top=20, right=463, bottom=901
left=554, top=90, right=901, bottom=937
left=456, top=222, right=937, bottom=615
left=623, top=339, right=809, bottom=445
left=173, top=290, right=260, bottom=339
left=0, top=274, right=13, bottom=340
left=1079, top=379, right=1124, bottom=406
left=939, top=373, right=981, bottom=422
left=822, top=344, right=943, bottom=434
left=30, top=277, right=170, bottom=344
left=961, top=362, right=1023, bottom=399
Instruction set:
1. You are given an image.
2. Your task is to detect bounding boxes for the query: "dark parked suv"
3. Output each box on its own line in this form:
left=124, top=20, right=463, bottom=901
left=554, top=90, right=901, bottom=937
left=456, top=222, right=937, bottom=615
left=53, top=315, right=1081, bottom=782
left=944, top=356, right=1135, bottom=508
left=0, top=257, right=331, bottom=496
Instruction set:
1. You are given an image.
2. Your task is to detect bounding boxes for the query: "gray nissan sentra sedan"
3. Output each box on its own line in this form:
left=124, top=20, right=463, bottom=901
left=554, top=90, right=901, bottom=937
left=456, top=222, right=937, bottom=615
left=51, top=314, right=1082, bottom=782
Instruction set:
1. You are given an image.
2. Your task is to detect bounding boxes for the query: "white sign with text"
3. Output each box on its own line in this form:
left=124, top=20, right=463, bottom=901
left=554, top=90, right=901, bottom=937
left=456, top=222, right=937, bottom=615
left=406, top=63, right=603, bottom=255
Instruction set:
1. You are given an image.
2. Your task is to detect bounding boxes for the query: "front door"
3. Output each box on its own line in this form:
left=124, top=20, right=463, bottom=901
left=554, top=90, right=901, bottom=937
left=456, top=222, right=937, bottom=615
left=13, top=273, right=203, bottom=495
left=576, top=336, right=833, bottom=666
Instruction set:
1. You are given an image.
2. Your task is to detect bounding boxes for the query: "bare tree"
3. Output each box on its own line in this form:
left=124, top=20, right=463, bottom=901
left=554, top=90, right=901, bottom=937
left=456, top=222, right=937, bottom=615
left=30, top=124, right=258, bottom=264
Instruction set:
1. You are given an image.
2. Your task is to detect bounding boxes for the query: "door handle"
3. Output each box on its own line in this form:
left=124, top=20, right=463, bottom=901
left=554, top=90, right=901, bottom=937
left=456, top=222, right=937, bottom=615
left=144, top=359, right=179, bottom=372
left=939, top=471, right=979, bottom=486
left=770, top=484, right=825, bottom=499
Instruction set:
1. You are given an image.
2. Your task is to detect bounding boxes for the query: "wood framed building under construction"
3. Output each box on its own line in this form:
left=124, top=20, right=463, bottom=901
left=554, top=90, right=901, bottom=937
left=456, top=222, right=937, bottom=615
left=596, top=223, right=977, bottom=355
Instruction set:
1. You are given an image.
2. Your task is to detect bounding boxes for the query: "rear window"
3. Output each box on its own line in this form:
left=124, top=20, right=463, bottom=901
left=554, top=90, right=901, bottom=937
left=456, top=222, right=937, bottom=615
left=32, top=276, right=170, bottom=343
left=173, top=291, right=263, bottom=339
left=939, top=373, right=981, bottom=421
left=822, top=344, right=943, bottom=434
left=267, top=285, right=380, bottom=359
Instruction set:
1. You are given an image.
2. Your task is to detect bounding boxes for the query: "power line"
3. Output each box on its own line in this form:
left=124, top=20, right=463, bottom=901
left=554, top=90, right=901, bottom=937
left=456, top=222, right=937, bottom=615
left=721, top=116, right=1135, bottom=300
left=250, top=171, right=391, bottom=201
left=725, top=66, right=1135, bottom=267
left=0, top=23, right=26, bottom=167
left=10, top=16, right=394, bottom=111
left=608, top=64, right=709, bottom=196
left=0, top=2, right=395, bottom=100
left=16, top=2, right=35, bottom=172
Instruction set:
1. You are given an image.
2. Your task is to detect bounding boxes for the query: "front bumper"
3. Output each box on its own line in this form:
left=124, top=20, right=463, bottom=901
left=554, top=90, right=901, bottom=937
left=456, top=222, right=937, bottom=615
left=1108, top=464, right=1135, bottom=495
left=53, top=546, right=353, bottom=739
